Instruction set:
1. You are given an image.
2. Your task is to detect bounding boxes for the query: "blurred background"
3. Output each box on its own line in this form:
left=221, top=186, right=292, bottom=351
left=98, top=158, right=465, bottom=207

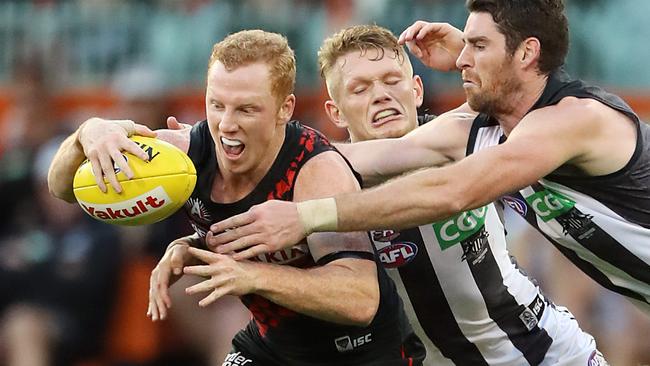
left=0, top=1, right=648, bottom=365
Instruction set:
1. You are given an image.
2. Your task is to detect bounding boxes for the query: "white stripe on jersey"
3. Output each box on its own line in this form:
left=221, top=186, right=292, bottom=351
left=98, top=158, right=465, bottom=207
left=373, top=203, right=597, bottom=365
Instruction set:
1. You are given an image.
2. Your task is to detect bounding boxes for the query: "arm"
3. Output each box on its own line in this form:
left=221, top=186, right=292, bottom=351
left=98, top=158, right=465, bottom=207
left=336, top=104, right=475, bottom=186
left=47, top=117, right=190, bottom=202
left=209, top=98, right=632, bottom=248
left=333, top=97, right=634, bottom=230
left=187, top=152, right=379, bottom=326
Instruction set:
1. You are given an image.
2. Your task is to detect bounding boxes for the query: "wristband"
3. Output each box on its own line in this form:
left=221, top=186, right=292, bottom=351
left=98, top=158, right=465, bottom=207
left=296, top=198, right=338, bottom=235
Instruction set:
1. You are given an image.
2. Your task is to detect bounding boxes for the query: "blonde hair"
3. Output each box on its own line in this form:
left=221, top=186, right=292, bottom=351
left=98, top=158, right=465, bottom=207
left=208, top=30, right=296, bottom=101
left=318, top=24, right=411, bottom=81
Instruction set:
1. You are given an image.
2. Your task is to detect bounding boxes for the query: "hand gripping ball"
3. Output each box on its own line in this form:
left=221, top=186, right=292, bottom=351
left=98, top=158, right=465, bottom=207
left=73, top=136, right=196, bottom=226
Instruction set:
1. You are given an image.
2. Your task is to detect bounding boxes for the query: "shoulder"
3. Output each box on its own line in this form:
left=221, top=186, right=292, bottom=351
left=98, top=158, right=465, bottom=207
left=294, top=151, right=360, bottom=199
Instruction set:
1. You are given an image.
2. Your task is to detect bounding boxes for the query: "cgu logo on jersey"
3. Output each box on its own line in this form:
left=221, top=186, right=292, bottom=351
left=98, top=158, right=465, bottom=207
left=378, top=242, right=418, bottom=268
left=524, top=189, right=574, bottom=222
left=252, top=243, right=309, bottom=265
left=432, top=206, right=488, bottom=250
left=371, top=229, right=400, bottom=242
left=78, top=186, right=171, bottom=221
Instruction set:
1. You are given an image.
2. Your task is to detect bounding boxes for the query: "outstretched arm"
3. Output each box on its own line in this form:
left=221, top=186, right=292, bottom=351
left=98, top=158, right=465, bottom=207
left=336, top=104, right=475, bottom=186
left=209, top=98, right=617, bottom=253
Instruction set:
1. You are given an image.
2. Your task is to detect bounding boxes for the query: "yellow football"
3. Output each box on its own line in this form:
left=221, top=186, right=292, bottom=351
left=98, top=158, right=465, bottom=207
left=73, top=136, right=196, bottom=226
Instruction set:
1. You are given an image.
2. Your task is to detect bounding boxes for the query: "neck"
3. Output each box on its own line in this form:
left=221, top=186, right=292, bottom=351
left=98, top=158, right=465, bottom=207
left=214, top=126, right=286, bottom=203
left=496, top=74, right=548, bottom=136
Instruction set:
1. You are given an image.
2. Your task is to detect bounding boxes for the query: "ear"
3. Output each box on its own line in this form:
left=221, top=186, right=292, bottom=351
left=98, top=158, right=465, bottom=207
left=277, top=94, right=296, bottom=124
left=324, top=100, right=348, bottom=129
left=412, top=75, right=425, bottom=108
left=519, top=37, right=541, bottom=70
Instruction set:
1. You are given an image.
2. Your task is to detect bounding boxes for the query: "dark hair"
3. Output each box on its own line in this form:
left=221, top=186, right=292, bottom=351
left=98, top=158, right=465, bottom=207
left=466, top=0, right=569, bottom=74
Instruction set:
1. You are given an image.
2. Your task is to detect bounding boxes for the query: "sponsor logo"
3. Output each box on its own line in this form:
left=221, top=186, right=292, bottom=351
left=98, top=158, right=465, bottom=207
left=519, top=308, right=539, bottom=331
left=334, top=333, right=372, bottom=353
left=432, top=206, right=488, bottom=250
left=222, top=351, right=253, bottom=366
left=460, top=229, right=489, bottom=265
left=502, top=195, right=527, bottom=216
left=186, top=197, right=211, bottom=223
left=556, top=209, right=595, bottom=239
left=525, top=189, right=574, bottom=222
left=252, top=243, right=309, bottom=265
left=78, top=187, right=170, bottom=221
left=378, top=242, right=418, bottom=268
left=371, top=229, right=400, bottom=242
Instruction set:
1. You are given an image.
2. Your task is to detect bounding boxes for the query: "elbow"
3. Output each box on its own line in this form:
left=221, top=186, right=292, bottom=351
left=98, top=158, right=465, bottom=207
left=47, top=176, right=76, bottom=203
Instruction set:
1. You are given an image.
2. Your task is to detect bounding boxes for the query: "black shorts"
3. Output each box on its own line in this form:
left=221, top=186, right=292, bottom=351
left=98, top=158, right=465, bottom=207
left=222, top=330, right=426, bottom=366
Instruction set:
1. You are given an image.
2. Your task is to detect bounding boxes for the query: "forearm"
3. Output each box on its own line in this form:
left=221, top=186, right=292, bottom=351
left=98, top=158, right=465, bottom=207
left=252, top=258, right=379, bottom=326
left=47, top=129, right=86, bottom=203
left=336, top=167, right=463, bottom=231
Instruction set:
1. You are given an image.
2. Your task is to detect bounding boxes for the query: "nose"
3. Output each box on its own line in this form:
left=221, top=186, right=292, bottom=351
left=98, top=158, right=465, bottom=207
left=218, top=109, right=238, bottom=133
left=372, top=83, right=392, bottom=105
left=456, top=45, right=472, bottom=70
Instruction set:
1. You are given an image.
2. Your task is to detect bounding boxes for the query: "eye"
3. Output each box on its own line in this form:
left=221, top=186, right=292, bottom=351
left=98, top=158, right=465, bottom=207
left=385, top=78, right=401, bottom=85
left=353, top=86, right=367, bottom=95
left=474, top=44, right=486, bottom=51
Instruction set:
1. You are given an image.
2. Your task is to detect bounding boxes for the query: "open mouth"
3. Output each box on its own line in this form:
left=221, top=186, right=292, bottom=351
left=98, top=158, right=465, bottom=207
left=221, top=136, right=245, bottom=158
left=372, top=108, right=401, bottom=126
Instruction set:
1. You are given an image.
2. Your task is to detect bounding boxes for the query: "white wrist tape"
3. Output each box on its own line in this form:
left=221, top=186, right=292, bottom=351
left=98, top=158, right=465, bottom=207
left=297, top=198, right=338, bottom=235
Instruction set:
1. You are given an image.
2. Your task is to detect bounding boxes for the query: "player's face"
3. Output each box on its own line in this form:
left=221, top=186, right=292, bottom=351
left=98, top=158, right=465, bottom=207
left=205, top=61, right=291, bottom=177
left=326, top=49, right=423, bottom=142
left=457, top=12, right=523, bottom=116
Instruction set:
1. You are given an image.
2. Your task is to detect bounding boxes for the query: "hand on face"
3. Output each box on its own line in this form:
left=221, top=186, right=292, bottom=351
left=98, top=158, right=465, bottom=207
left=206, top=200, right=307, bottom=260
left=398, top=21, right=464, bottom=72
left=147, top=241, right=191, bottom=321
left=183, top=247, right=259, bottom=307
left=78, top=118, right=156, bottom=193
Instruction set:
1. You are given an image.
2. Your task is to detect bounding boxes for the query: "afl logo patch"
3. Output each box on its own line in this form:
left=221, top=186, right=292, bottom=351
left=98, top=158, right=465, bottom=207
left=502, top=195, right=528, bottom=216
left=378, top=242, right=418, bottom=268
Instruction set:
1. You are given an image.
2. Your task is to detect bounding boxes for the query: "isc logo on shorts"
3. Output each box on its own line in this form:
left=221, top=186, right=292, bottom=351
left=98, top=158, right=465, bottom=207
left=334, top=333, right=372, bottom=352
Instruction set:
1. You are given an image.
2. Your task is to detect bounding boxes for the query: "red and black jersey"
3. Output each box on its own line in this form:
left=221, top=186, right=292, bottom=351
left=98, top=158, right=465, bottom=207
left=183, top=120, right=418, bottom=365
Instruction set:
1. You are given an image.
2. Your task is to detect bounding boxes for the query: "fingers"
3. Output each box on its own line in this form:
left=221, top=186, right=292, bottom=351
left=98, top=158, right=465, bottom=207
left=97, top=152, right=122, bottom=193
left=148, top=268, right=172, bottom=321
left=170, top=246, right=187, bottom=276
left=88, top=157, right=107, bottom=193
left=209, top=212, right=255, bottom=234
left=184, top=264, right=218, bottom=277
left=198, top=290, right=225, bottom=307
left=232, top=245, right=270, bottom=261
left=133, top=123, right=157, bottom=137
left=121, top=138, right=150, bottom=162
left=211, top=231, right=263, bottom=257
left=398, top=20, right=429, bottom=44
left=167, top=116, right=193, bottom=130
left=186, top=247, right=220, bottom=264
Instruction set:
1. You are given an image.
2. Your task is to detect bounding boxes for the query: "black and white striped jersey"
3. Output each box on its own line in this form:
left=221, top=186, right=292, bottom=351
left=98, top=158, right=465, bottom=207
left=371, top=203, right=599, bottom=365
left=467, top=69, right=650, bottom=314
